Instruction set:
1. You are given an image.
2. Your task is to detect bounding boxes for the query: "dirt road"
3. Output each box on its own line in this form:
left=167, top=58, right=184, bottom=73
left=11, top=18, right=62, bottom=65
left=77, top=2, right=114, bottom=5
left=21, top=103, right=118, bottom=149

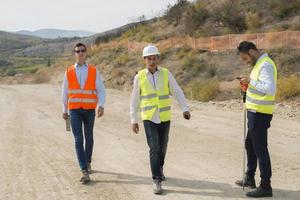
left=0, top=84, right=299, bottom=200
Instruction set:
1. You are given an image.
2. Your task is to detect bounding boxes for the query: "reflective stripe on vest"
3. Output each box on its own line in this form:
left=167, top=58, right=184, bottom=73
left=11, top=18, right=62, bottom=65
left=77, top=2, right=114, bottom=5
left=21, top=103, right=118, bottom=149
left=246, top=96, right=274, bottom=105
left=246, top=56, right=277, bottom=114
left=140, top=105, right=171, bottom=112
left=68, top=89, right=97, bottom=95
left=67, top=65, right=98, bottom=110
left=140, top=94, right=170, bottom=100
left=138, top=67, right=171, bottom=122
left=247, top=88, right=266, bottom=96
left=68, top=98, right=98, bottom=103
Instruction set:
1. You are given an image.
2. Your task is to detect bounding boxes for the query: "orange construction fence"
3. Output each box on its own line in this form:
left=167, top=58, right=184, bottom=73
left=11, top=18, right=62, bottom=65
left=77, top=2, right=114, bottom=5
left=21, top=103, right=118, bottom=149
left=91, top=31, right=300, bottom=53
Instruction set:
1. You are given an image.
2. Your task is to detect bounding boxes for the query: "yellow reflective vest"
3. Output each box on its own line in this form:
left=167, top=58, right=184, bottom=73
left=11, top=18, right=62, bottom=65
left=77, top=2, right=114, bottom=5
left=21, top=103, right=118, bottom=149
left=138, top=68, right=171, bottom=122
left=246, top=56, right=277, bottom=114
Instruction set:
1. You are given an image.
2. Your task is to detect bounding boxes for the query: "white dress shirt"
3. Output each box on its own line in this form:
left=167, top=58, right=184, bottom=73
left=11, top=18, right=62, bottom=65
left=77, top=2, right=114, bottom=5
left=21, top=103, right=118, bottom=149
left=130, top=67, right=189, bottom=124
left=250, top=53, right=277, bottom=96
left=62, top=63, right=106, bottom=113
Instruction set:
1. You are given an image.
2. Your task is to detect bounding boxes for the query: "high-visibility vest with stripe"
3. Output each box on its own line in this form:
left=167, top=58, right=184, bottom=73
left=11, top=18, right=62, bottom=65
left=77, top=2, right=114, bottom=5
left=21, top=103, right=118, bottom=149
left=67, top=65, right=98, bottom=110
left=246, top=56, right=277, bottom=114
left=138, top=68, right=171, bottom=122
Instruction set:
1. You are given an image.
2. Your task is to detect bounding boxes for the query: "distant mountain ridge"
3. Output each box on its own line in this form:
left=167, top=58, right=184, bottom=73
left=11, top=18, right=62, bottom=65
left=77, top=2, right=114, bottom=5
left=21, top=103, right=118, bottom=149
left=16, top=29, right=95, bottom=39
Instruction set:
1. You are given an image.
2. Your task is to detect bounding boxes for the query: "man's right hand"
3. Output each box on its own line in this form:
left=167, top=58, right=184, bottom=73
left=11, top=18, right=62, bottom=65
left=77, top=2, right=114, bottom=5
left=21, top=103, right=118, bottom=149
left=131, top=123, right=139, bottom=134
left=62, top=113, right=68, bottom=120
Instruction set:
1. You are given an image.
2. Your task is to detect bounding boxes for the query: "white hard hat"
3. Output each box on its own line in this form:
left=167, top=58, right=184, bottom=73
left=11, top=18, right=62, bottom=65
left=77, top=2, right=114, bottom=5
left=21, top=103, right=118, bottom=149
left=142, top=45, right=160, bottom=57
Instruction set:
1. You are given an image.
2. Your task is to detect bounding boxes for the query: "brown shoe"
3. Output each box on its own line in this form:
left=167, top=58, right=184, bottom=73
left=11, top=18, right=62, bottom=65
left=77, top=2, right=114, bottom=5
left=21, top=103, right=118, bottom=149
left=80, top=170, right=91, bottom=184
left=235, top=176, right=256, bottom=189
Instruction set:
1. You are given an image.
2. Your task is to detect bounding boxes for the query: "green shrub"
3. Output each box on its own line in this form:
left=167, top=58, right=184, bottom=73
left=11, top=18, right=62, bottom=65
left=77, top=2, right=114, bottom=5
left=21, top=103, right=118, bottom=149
left=208, top=67, right=217, bottom=78
left=245, top=12, right=261, bottom=31
left=276, top=75, right=300, bottom=100
left=29, top=68, right=38, bottom=74
left=175, top=47, right=192, bottom=60
left=272, top=49, right=300, bottom=74
left=0, top=60, right=12, bottom=67
left=115, top=52, right=130, bottom=66
left=5, top=68, right=16, bottom=76
left=210, top=0, right=246, bottom=33
left=164, top=0, right=190, bottom=26
left=47, top=58, right=51, bottom=67
left=275, top=2, right=300, bottom=19
left=182, top=2, right=209, bottom=35
left=181, top=52, right=206, bottom=72
left=185, top=79, right=220, bottom=102
left=122, top=24, right=157, bottom=42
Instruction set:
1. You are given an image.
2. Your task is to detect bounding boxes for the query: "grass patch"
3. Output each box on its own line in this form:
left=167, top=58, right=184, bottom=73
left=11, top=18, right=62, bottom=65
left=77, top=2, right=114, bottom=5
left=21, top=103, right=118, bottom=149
left=115, top=52, right=130, bottom=66
left=181, top=51, right=206, bottom=72
left=15, top=65, right=39, bottom=74
left=185, top=78, right=220, bottom=102
left=276, top=75, right=300, bottom=100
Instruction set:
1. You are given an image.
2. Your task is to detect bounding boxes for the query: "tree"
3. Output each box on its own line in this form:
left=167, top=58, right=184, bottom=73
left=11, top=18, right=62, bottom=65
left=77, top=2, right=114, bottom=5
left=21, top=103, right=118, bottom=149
left=47, top=57, right=51, bottom=67
left=211, top=0, right=246, bottom=33
left=182, top=2, right=209, bottom=35
left=164, top=0, right=190, bottom=26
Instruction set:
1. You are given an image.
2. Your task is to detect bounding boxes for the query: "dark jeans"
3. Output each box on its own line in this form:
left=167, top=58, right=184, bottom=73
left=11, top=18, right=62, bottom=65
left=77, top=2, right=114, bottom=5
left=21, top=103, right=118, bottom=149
left=69, top=109, right=95, bottom=170
left=246, top=111, right=273, bottom=183
left=143, top=120, right=170, bottom=181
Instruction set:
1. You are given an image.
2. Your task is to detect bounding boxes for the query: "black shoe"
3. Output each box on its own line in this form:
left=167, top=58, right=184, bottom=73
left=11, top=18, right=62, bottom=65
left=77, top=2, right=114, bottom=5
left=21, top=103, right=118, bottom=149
left=246, top=182, right=273, bottom=198
left=235, top=176, right=256, bottom=189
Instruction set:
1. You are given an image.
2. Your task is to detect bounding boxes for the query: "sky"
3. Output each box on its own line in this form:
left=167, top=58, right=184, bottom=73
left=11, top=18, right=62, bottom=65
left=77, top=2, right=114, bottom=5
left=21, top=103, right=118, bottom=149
left=0, top=0, right=179, bottom=33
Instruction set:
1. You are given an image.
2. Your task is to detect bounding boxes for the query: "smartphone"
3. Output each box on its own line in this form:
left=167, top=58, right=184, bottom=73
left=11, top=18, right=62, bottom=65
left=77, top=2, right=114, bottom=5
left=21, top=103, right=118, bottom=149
left=66, top=115, right=71, bottom=131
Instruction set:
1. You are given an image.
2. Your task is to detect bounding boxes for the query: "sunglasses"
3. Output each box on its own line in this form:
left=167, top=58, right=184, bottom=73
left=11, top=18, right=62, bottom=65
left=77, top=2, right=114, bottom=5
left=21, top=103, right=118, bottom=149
left=74, top=49, right=86, bottom=53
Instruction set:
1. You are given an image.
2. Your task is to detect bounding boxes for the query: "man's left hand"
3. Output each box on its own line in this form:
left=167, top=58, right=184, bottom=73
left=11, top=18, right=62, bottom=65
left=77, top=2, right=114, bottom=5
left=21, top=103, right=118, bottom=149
left=239, top=75, right=251, bottom=84
left=97, top=106, right=104, bottom=118
left=183, top=111, right=191, bottom=120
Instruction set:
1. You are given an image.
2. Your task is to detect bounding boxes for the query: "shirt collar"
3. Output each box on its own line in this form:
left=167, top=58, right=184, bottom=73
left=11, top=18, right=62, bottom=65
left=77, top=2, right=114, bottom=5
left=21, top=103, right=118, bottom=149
left=75, top=63, right=88, bottom=68
left=256, top=53, right=268, bottom=63
left=146, top=66, right=160, bottom=74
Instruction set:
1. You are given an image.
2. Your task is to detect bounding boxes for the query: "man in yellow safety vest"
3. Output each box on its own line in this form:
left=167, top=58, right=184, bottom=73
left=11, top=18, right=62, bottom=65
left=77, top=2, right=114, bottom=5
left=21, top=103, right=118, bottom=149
left=130, top=44, right=191, bottom=195
left=236, top=41, right=277, bottom=198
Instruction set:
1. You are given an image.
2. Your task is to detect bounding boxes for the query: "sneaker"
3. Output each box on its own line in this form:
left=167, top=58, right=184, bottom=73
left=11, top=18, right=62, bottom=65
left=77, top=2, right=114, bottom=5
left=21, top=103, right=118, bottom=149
left=80, top=170, right=91, bottom=184
left=153, top=180, right=163, bottom=195
left=235, top=176, right=256, bottom=189
left=246, top=182, right=273, bottom=198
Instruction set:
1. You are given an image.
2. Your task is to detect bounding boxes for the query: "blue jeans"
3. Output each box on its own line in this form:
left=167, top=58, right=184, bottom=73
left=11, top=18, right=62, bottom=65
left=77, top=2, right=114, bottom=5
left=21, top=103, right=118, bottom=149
left=246, top=111, right=273, bottom=183
left=143, top=120, right=170, bottom=181
left=69, top=109, right=95, bottom=170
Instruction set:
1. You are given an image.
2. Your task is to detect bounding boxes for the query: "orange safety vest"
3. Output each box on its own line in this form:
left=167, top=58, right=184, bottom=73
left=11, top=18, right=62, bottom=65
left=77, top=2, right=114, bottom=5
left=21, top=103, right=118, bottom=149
left=66, top=64, right=98, bottom=110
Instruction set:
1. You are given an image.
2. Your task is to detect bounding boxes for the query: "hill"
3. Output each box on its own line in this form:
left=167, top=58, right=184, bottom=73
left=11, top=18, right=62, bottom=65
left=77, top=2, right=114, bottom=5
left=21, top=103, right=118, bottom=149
left=0, top=31, right=43, bottom=53
left=16, top=29, right=95, bottom=39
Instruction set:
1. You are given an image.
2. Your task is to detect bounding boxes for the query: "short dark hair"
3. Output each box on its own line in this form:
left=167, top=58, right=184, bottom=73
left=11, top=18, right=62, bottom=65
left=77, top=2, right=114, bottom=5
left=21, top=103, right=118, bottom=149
left=74, top=42, right=86, bottom=51
left=237, top=41, right=257, bottom=53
